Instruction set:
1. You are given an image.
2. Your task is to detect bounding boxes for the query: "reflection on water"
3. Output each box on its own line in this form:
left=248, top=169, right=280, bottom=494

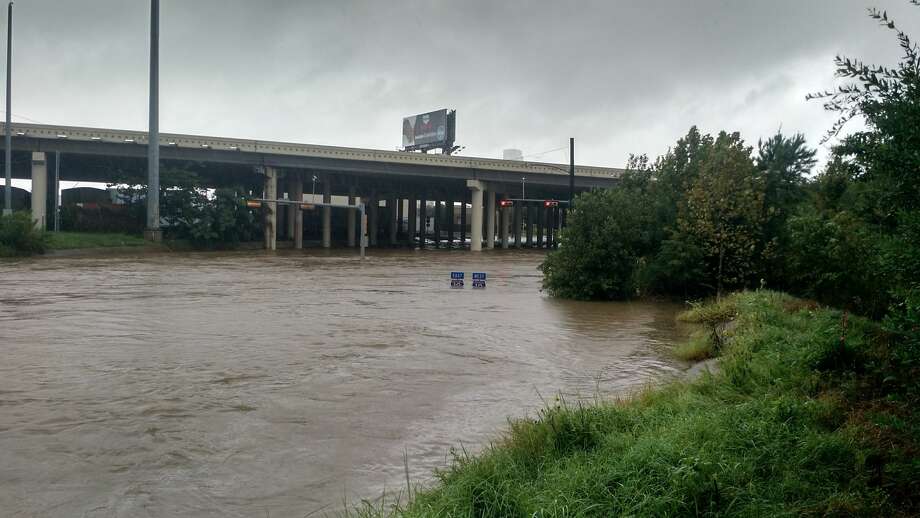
left=0, top=249, right=687, bottom=517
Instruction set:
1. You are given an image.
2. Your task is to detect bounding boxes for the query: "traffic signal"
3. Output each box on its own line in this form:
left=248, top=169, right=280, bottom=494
left=499, top=199, right=514, bottom=208
left=544, top=200, right=559, bottom=208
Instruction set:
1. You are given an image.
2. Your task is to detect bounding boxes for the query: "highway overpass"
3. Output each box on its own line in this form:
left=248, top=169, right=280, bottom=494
left=2, top=123, right=624, bottom=250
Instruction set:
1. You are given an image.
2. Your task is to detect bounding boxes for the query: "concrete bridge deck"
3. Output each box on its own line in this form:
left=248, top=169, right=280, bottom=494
left=2, top=123, right=624, bottom=251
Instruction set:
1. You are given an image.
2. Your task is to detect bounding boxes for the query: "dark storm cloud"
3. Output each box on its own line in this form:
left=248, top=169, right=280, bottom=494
left=7, top=0, right=920, bottom=167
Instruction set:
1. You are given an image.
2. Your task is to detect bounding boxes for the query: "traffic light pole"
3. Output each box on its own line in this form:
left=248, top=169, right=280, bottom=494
left=568, top=137, right=575, bottom=208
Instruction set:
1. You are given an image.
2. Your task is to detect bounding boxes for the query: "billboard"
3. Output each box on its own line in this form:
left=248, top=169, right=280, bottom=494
left=402, top=109, right=455, bottom=151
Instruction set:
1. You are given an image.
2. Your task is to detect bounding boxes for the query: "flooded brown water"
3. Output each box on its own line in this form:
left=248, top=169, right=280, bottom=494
left=0, top=249, right=687, bottom=517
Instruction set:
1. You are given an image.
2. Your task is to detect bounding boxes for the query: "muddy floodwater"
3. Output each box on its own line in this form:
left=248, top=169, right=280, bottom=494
left=0, top=249, right=688, bottom=517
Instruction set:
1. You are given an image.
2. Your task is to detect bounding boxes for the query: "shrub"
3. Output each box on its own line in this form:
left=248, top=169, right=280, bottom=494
left=0, top=212, right=48, bottom=256
left=541, top=188, right=654, bottom=300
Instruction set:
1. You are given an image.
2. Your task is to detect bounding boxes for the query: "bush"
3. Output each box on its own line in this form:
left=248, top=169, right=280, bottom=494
left=0, top=212, right=48, bottom=256
left=541, top=188, right=654, bottom=299
left=783, top=209, right=888, bottom=316
left=163, top=187, right=260, bottom=248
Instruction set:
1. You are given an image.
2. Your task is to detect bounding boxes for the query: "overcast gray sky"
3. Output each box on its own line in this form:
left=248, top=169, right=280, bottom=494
left=7, top=0, right=920, bottom=169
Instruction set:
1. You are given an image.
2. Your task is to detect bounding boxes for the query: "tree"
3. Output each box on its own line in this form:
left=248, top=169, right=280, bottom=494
left=541, top=187, right=654, bottom=300
left=674, top=132, right=765, bottom=297
left=756, top=131, right=816, bottom=215
left=808, top=2, right=920, bottom=219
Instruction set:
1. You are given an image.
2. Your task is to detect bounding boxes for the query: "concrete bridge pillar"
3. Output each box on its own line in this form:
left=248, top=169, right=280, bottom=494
left=513, top=202, right=522, bottom=248
left=398, top=198, right=406, bottom=243
left=500, top=195, right=510, bottom=249
left=526, top=203, right=534, bottom=247
left=445, top=195, right=453, bottom=247
left=417, top=196, right=426, bottom=248
left=407, top=195, right=417, bottom=247
left=485, top=190, right=496, bottom=249
left=467, top=180, right=485, bottom=252
left=368, top=195, right=378, bottom=247
left=30, top=152, right=47, bottom=231
left=389, top=196, right=398, bottom=246
left=536, top=206, right=544, bottom=249
left=288, top=173, right=304, bottom=249
left=433, top=199, right=441, bottom=248
left=262, top=166, right=278, bottom=250
left=322, top=179, right=332, bottom=248
left=460, top=192, right=468, bottom=247
left=347, top=186, right=356, bottom=248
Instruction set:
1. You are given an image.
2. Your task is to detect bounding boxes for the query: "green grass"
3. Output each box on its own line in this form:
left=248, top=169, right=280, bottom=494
left=47, top=231, right=148, bottom=250
left=352, top=291, right=920, bottom=517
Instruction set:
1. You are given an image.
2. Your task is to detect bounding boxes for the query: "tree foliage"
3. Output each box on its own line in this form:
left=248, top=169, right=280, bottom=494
left=541, top=188, right=653, bottom=299
left=677, top=132, right=765, bottom=297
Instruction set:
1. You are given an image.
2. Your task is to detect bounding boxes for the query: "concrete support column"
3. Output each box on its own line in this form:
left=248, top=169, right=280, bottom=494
left=407, top=195, right=417, bottom=247
left=536, top=206, right=545, bottom=249
left=347, top=186, right=356, bottom=248
left=445, top=196, right=453, bottom=247
left=460, top=192, right=468, bottom=247
left=433, top=199, right=441, bottom=248
left=262, top=166, right=278, bottom=250
left=398, top=198, right=405, bottom=242
left=526, top=204, right=534, bottom=248
left=485, top=190, right=496, bottom=249
left=467, top=180, right=484, bottom=252
left=291, top=174, right=304, bottom=249
left=513, top=202, right=522, bottom=248
left=368, top=195, right=378, bottom=246
left=549, top=207, right=559, bottom=248
left=500, top=196, right=510, bottom=249
left=389, top=196, right=398, bottom=246
left=418, top=196, right=426, bottom=247
left=30, top=153, right=47, bottom=230
left=322, top=179, right=332, bottom=248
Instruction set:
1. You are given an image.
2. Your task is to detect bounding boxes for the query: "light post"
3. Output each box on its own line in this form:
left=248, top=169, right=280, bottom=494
left=521, top=176, right=526, bottom=199
left=145, top=0, right=161, bottom=241
left=3, top=1, right=12, bottom=216
left=311, top=175, right=317, bottom=201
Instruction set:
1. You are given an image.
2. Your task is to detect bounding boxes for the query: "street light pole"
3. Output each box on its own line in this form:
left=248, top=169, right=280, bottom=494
left=3, top=1, right=12, bottom=216
left=145, top=0, right=161, bottom=241
left=521, top=176, right=526, bottom=199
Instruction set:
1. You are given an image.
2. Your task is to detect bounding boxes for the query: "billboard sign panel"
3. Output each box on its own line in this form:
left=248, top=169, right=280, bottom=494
left=402, top=109, right=455, bottom=151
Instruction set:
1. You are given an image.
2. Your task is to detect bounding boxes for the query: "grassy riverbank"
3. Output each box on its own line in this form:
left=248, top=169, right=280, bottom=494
left=358, top=291, right=918, bottom=516
left=47, top=232, right=148, bottom=250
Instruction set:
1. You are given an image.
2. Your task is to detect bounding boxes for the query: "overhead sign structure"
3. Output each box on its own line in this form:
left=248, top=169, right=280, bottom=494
left=472, top=272, right=487, bottom=289
left=402, top=109, right=456, bottom=153
left=450, top=271, right=465, bottom=289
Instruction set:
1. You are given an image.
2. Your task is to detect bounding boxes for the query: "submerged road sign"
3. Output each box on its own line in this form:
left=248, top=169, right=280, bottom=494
left=472, top=272, right=487, bottom=289
left=450, top=271, right=465, bottom=289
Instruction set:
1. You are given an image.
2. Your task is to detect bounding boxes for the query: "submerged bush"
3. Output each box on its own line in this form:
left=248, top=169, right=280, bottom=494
left=541, top=188, right=654, bottom=300
left=0, top=212, right=48, bottom=256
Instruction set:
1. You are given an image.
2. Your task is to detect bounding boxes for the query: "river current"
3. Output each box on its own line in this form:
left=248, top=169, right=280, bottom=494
left=0, top=249, right=686, bottom=517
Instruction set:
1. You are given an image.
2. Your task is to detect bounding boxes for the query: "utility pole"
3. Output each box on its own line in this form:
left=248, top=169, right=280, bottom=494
left=145, top=0, right=161, bottom=241
left=3, top=2, right=12, bottom=216
left=568, top=137, right=575, bottom=208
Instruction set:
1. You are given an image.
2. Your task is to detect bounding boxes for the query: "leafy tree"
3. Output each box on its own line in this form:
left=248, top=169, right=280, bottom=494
left=756, top=132, right=817, bottom=284
left=808, top=2, right=920, bottom=220
left=784, top=209, right=887, bottom=315
left=674, top=132, right=765, bottom=297
left=541, top=188, right=654, bottom=300
left=756, top=131, right=816, bottom=218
